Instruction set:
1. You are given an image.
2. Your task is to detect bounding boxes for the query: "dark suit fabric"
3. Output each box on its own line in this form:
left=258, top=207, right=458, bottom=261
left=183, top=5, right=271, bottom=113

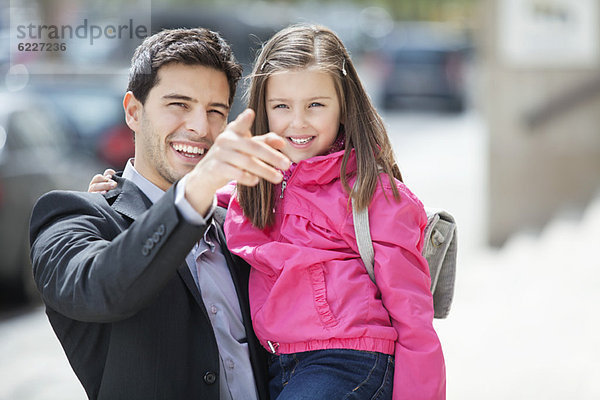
left=29, top=175, right=268, bottom=400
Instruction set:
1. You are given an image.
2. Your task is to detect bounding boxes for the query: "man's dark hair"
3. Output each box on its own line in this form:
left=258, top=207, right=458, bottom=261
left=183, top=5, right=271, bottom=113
left=127, top=28, right=243, bottom=105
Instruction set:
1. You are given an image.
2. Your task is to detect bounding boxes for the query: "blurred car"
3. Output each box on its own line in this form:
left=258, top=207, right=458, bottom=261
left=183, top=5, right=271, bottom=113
left=0, top=91, right=104, bottom=302
left=378, top=22, right=470, bottom=113
left=28, top=79, right=134, bottom=169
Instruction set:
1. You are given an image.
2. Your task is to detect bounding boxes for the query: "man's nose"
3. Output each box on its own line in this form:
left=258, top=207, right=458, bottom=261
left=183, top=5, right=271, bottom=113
left=184, top=107, right=209, bottom=136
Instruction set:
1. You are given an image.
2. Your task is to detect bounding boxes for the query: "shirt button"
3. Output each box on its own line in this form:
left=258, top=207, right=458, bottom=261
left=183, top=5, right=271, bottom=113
left=226, top=359, right=235, bottom=369
left=210, top=305, right=218, bottom=315
left=203, top=371, right=217, bottom=385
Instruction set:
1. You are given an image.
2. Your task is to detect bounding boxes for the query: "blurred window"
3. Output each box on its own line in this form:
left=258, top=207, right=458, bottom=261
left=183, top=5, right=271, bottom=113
left=51, top=93, right=122, bottom=139
left=7, top=108, right=68, bottom=150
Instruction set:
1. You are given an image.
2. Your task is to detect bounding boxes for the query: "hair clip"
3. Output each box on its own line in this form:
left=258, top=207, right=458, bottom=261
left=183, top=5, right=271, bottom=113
left=341, top=59, right=347, bottom=76
left=260, top=60, right=268, bottom=71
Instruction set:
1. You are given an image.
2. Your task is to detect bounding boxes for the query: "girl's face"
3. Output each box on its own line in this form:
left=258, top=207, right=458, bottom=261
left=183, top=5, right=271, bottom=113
left=265, top=69, right=341, bottom=163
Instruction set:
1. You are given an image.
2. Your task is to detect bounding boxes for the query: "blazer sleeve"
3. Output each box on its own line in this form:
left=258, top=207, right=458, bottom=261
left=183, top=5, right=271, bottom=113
left=369, top=182, right=446, bottom=400
left=29, top=187, right=209, bottom=323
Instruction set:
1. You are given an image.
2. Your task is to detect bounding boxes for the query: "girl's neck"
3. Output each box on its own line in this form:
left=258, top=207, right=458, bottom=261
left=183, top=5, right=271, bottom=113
left=324, top=130, right=345, bottom=156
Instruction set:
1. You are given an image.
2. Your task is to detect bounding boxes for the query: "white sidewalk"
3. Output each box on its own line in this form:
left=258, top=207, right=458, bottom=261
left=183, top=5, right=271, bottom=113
left=436, top=194, right=600, bottom=399
left=0, top=308, right=86, bottom=400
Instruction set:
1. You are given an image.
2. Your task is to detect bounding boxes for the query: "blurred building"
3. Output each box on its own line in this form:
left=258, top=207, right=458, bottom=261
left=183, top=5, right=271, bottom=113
left=479, top=0, right=600, bottom=246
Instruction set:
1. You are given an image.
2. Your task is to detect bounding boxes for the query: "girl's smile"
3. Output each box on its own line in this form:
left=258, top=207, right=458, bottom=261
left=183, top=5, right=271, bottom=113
left=288, top=136, right=314, bottom=146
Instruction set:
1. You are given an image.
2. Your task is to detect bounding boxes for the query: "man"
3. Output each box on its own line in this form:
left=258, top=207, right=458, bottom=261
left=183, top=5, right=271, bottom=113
left=29, top=28, right=290, bottom=399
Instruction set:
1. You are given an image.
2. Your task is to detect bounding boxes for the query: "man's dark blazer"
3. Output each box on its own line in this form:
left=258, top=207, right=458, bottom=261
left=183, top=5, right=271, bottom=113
left=29, top=174, right=268, bottom=400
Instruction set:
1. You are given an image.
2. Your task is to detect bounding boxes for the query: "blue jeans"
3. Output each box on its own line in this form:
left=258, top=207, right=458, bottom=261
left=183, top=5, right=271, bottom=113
left=269, top=349, right=394, bottom=400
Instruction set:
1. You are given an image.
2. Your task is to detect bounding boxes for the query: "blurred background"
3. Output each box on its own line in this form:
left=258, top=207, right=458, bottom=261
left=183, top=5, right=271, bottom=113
left=1, top=0, right=599, bottom=399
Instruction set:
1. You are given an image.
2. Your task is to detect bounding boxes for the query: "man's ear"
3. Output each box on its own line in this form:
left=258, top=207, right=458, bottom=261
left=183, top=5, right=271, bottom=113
left=123, top=91, right=142, bottom=133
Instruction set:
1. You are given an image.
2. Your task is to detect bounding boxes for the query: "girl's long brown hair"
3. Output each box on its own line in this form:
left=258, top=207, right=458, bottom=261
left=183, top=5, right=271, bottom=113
left=239, top=24, right=402, bottom=229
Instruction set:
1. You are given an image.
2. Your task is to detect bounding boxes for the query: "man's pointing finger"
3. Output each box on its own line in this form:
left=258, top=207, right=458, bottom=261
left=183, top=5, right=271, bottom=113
left=226, top=108, right=255, bottom=137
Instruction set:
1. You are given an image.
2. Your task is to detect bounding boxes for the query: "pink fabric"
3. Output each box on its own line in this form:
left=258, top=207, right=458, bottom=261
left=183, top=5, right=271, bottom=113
left=216, top=181, right=236, bottom=208
left=224, top=150, right=445, bottom=399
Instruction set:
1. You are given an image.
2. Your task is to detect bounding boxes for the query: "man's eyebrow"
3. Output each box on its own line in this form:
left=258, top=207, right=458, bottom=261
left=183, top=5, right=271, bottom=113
left=162, top=94, right=229, bottom=110
left=162, top=94, right=196, bottom=102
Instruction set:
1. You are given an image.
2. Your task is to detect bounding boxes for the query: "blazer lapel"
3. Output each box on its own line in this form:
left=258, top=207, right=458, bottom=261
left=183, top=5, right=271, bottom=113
left=106, top=175, right=153, bottom=220
left=177, top=264, right=207, bottom=311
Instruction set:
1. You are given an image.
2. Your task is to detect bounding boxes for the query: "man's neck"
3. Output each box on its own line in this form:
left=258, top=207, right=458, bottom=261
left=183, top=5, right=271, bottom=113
left=122, top=159, right=166, bottom=204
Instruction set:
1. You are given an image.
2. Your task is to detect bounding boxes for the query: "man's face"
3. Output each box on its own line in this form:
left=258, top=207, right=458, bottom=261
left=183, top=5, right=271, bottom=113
left=125, top=63, right=231, bottom=190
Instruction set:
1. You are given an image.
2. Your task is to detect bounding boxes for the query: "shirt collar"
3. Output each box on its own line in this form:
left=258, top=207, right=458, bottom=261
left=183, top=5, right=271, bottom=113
left=122, top=158, right=165, bottom=204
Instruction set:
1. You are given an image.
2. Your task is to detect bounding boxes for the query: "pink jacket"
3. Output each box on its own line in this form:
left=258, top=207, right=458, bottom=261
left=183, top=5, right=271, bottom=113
left=224, top=150, right=445, bottom=399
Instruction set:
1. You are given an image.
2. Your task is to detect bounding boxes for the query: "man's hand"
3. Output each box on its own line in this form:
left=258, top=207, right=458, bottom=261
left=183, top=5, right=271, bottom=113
left=184, top=109, right=290, bottom=216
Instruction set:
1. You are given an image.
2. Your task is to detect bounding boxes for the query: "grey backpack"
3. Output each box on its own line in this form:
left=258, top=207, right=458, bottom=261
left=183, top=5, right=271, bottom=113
left=352, top=199, right=457, bottom=319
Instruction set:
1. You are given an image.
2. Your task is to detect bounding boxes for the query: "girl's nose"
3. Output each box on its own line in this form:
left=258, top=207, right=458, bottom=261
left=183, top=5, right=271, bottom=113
left=290, top=109, right=308, bottom=129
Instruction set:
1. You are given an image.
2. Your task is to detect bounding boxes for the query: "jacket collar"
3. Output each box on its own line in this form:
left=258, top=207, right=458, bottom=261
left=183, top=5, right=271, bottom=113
left=104, top=173, right=153, bottom=220
left=291, top=149, right=357, bottom=186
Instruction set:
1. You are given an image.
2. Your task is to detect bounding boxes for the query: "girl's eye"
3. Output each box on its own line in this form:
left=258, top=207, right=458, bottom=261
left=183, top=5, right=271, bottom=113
left=309, top=102, right=324, bottom=108
left=274, top=104, right=288, bottom=109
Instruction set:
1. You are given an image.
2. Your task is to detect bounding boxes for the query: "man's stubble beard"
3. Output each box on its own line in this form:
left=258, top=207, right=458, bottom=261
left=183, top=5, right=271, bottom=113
left=139, top=116, right=182, bottom=186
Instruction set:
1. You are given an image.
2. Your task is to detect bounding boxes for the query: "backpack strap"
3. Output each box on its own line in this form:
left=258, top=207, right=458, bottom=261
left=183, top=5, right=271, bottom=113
left=352, top=198, right=375, bottom=282
left=351, top=199, right=457, bottom=319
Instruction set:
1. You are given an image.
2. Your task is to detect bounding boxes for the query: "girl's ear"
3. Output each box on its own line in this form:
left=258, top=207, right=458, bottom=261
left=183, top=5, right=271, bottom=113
left=123, top=91, right=142, bottom=133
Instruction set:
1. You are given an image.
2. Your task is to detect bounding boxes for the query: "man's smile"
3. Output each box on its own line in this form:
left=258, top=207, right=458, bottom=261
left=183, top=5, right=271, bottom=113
left=170, top=142, right=207, bottom=159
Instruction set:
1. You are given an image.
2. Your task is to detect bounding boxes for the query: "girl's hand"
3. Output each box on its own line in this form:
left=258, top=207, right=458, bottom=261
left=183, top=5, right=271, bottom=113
left=88, top=169, right=117, bottom=194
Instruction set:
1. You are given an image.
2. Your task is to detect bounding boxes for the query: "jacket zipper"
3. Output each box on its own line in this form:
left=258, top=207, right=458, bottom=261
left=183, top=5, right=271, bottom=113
left=279, top=166, right=295, bottom=199
left=280, top=180, right=287, bottom=199
left=267, top=340, right=279, bottom=354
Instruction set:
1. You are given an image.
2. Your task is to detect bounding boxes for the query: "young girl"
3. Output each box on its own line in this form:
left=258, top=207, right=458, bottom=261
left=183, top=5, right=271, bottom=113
left=225, top=25, right=445, bottom=399
left=89, top=24, right=446, bottom=400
